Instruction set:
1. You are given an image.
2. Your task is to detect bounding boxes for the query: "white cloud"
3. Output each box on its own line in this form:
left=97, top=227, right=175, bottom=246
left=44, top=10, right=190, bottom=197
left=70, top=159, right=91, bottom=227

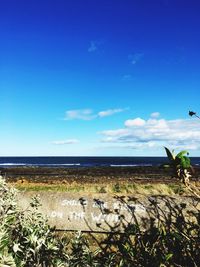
left=64, top=108, right=127, bottom=120
left=128, top=53, right=144, bottom=65
left=98, top=108, right=126, bottom=118
left=64, top=109, right=96, bottom=120
left=88, top=41, right=97, bottom=52
left=101, top=128, right=129, bottom=137
left=125, top=117, right=146, bottom=127
left=52, top=139, right=79, bottom=145
left=99, top=141, right=158, bottom=150
left=88, top=39, right=104, bottom=53
left=100, top=115, right=200, bottom=151
left=150, top=112, right=160, bottom=118
left=122, top=74, right=133, bottom=81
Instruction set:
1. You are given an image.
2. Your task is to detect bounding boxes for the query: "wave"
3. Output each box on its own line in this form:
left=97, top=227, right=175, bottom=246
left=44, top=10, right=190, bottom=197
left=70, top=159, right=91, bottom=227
left=0, top=163, right=27, bottom=166
left=0, top=163, right=154, bottom=168
left=36, top=163, right=81, bottom=166
left=110, top=164, right=153, bottom=167
left=0, top=163, right=81, bottom=167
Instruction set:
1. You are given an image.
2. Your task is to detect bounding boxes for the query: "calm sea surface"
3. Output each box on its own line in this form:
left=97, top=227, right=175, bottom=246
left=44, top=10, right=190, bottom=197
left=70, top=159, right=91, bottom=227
left=0, top=156, right=200, bottom=168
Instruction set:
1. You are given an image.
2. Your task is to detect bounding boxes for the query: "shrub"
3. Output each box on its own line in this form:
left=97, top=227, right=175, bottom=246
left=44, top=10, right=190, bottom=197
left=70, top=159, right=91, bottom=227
left=0, top=176, right=68, bottom=266
left=164, top=147, right=200, bottom=198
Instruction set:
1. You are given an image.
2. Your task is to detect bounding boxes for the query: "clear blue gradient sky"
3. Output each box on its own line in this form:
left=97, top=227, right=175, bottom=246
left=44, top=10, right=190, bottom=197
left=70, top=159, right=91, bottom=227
left=0, top=0, right=200, bottom=156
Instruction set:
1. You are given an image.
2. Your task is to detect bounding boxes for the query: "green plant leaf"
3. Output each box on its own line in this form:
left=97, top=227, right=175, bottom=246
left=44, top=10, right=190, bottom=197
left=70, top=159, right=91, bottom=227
left=176, top=150, right=189, bottom=158
left=165, top=253, right=173, bottom=261
left=164, top=147, right=175, bottom=161
left=180, top=156, right=191, bottom=169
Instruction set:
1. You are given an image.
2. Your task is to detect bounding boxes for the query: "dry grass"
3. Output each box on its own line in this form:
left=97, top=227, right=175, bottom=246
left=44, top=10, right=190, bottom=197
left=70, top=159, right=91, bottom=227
left=9, top=180, right=200, bottom=196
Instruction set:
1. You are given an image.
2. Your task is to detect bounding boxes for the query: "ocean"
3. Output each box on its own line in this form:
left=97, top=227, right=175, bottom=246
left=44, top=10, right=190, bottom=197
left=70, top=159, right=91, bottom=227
left=0, top=156, right=200, bottom=168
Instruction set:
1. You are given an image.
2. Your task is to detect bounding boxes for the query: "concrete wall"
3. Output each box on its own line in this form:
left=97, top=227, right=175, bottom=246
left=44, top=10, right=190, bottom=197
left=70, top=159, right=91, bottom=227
left=18, top=192, right=200, bottom=232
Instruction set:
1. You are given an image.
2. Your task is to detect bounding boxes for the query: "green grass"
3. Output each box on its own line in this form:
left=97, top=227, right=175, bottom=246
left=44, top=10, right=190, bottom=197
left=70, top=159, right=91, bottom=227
left=10, top=180, right=198, bottom=196
left=168, top=183, right=185, bottom=195
left=14, top=183, right=85, bottom=192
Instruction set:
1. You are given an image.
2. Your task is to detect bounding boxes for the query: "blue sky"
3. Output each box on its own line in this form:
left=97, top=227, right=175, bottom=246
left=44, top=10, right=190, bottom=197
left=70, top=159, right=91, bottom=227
left=0, top=0, right=200, bottom=156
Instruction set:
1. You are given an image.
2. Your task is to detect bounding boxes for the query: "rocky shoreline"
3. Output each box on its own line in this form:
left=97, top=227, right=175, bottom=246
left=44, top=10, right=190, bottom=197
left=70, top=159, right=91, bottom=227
left=2, top=166, right=200, bottom=184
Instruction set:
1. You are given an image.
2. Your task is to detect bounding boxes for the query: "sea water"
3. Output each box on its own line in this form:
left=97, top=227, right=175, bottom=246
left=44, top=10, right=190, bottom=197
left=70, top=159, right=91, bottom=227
left=0, top=156, right=200, bottom=168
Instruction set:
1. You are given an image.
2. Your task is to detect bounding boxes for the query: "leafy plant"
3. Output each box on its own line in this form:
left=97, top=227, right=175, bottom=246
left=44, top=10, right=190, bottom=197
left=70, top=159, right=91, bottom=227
left=164, top=147, right=200, bottom=198
left=164, top=147, right=192, bottom=185
left=68, top=232, right=99, bottom=267
left=0, top=175, right=68, bottom=266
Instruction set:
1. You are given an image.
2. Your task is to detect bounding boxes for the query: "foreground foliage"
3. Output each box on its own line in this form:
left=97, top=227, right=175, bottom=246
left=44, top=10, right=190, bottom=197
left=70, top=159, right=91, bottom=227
left=0, top=176, right=200, bottom=267
left=164, top=147, right=192, bottom=185
left=164, top=147, right=200, bottom=198
left=0, top=176, right=68, bottom=266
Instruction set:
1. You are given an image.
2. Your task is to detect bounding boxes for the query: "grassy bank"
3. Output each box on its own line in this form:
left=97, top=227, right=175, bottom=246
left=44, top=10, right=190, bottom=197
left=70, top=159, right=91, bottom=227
left=10, top=180, right=200, bottom=196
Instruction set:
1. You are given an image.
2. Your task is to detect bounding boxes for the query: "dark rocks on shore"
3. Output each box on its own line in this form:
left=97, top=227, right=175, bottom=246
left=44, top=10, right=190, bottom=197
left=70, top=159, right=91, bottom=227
left=1, top=166, right=200, bottom=184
